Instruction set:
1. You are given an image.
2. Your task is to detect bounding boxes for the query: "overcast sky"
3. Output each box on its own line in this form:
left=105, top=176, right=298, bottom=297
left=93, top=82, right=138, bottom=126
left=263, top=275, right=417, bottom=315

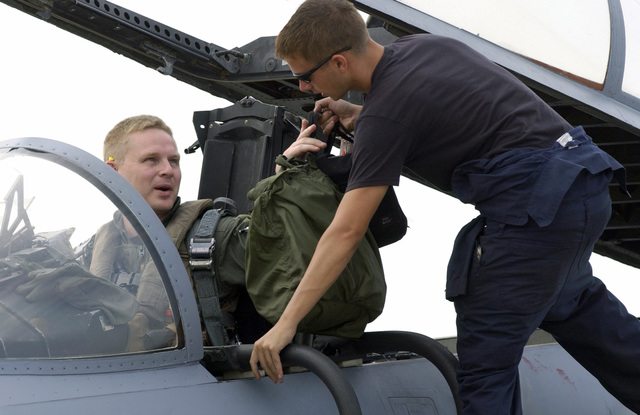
left=1, top=0, right=638, bottom=339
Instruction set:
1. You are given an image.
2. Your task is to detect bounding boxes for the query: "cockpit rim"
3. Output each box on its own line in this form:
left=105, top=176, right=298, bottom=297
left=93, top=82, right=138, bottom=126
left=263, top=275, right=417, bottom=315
left=0, top=137, right=203, bottom=374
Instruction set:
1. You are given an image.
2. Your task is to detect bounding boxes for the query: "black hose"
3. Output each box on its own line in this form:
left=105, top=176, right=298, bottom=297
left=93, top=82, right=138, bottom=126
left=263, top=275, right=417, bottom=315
left=354, top=331, right=462, bottom=415
left=230, top=344, right=362, bottom=415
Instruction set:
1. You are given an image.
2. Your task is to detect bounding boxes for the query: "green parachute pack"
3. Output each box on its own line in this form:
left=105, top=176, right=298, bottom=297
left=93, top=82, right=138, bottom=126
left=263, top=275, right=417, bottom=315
left=245, top=155, right=387, bottom=339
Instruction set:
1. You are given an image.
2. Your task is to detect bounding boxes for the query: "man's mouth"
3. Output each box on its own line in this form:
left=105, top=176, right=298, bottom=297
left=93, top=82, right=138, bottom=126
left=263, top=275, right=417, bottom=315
left=155, top=185, right=173, bottom=195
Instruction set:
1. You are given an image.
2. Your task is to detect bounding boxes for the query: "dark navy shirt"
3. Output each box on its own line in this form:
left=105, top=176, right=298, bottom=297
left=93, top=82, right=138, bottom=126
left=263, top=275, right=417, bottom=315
left=346, top=34, right=572, bottom=193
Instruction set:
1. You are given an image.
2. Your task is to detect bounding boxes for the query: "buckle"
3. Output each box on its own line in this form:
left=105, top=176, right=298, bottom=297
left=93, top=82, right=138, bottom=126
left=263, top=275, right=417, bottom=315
left=189, top=237, right=215, bottom=271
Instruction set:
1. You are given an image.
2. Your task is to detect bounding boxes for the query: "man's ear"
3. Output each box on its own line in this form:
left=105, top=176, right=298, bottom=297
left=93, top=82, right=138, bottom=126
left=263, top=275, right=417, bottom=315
left=333, top=54, right=348, bottom=72
left=332, top=54, right=349, bottom=73
left=106, top=160, right=118, bottom=171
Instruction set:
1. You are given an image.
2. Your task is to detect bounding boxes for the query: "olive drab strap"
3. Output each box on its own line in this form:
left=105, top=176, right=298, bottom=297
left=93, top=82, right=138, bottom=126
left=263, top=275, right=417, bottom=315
left=188, top=197, right=237, bottom=346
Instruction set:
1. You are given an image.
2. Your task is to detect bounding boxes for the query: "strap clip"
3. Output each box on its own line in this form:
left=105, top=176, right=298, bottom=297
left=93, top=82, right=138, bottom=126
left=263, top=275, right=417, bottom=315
left=188, top=237, right=215, bottom=271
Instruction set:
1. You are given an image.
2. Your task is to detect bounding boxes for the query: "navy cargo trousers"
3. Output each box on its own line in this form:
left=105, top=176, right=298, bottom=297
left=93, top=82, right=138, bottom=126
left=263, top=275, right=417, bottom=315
left=448, top=127, right=640, bottom=414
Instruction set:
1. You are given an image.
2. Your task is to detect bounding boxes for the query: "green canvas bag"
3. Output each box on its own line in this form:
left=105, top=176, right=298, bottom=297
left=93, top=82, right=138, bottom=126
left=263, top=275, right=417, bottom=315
left=245, top=155, right=386, bottom=339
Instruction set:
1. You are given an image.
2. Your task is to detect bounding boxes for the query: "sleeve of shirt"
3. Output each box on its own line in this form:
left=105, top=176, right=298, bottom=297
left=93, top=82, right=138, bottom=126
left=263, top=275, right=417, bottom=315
left=136, top=258, right=170, bottom=326
left=346, top=115, right=415, bottom=192
left=89, top=223, right=118, bottom=280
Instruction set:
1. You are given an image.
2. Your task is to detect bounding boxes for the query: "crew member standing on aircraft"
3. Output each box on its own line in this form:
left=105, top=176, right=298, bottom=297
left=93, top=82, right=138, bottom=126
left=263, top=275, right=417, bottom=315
left=249, top=1, right=640, bottom=414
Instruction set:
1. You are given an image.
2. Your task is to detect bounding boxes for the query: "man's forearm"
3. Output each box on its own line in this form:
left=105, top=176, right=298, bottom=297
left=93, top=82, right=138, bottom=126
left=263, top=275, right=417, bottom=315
left=276, top=222, right=363, bottom=328
left=275, top=185, right=388, bottom=329
left=249, top=185, right=389, bottom=382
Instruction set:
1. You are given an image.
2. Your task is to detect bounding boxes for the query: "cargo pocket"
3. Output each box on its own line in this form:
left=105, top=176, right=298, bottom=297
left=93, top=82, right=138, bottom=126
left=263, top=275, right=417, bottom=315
left=498, top=237, right=574, bottom=314
left=446, top=216, right=485, bottom=301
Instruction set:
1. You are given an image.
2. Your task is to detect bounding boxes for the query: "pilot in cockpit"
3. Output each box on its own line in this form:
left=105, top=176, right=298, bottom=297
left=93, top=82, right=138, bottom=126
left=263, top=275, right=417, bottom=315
left=87, top=115, right=250, bottom=351
left=85, top=113, right=385, bottom=353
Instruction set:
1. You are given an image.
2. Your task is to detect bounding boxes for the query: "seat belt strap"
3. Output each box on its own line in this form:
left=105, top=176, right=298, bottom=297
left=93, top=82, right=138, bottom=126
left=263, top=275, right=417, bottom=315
left=189, top=198, right=237, bottom=346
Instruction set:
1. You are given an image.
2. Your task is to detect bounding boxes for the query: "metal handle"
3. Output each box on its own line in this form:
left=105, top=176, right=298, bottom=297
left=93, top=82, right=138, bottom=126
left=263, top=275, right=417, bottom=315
left=229, top=343, right=362, bottom=415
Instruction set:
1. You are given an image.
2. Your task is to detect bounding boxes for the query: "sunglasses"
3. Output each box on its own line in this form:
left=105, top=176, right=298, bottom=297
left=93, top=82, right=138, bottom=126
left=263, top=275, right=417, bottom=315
left=292, top=46, right=352, bottom=83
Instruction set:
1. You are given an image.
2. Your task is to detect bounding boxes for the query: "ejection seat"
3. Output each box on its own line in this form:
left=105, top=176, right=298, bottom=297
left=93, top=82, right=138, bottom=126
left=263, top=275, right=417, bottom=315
left=186, top=97, right=462, bottom=415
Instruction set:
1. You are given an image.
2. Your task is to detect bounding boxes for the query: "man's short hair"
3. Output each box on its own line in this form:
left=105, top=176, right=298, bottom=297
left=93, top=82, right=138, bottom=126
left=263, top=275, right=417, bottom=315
left=275, top=0, right=368, bottom=62
left=103, top=115, right=173, bottom=162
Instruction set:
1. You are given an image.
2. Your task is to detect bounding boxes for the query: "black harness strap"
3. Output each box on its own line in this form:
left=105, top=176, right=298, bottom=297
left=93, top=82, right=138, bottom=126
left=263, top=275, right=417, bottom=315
left=189, top=197, right=237, bottom=346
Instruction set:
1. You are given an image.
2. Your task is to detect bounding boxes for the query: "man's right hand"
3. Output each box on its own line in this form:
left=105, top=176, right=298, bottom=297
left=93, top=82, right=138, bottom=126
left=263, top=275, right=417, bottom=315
left=250, top=319, right=298, bottom=383
left=313, top=98, right=362, bottom=136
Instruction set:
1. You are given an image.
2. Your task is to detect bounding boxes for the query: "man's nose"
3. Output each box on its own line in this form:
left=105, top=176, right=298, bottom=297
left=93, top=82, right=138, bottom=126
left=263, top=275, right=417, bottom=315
left=158, top=159, right=174, bottom=175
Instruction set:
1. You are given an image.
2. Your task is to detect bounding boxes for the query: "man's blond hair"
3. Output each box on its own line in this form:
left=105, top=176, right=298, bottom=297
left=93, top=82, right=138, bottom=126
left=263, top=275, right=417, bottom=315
left=275, top=0, right=368, bottom=62
left=103, top=115, right=173, bottom=162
